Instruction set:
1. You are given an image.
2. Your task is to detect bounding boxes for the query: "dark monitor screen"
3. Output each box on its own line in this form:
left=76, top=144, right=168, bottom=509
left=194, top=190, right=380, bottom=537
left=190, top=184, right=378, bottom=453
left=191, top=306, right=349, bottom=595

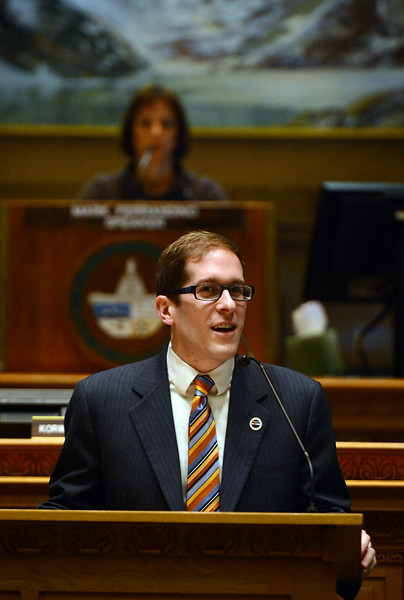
left=304, top=181, right=404, bottom=303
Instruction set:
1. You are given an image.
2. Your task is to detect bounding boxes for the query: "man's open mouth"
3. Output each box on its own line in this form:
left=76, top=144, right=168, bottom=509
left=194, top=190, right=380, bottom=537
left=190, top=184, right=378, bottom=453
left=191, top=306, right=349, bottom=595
left=211, top=324, right=236, bottom=332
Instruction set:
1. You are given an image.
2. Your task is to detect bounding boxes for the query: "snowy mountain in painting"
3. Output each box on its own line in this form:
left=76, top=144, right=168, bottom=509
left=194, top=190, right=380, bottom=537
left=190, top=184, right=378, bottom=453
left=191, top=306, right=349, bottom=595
left=0, top=0, right=403, bottom=126
left=1, top=0, right=403, bottom=76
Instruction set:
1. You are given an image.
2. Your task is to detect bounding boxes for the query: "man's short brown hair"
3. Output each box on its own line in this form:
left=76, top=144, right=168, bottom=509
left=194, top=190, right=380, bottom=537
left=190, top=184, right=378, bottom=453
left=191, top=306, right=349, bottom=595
left=156, top=230, right=245, bottom=304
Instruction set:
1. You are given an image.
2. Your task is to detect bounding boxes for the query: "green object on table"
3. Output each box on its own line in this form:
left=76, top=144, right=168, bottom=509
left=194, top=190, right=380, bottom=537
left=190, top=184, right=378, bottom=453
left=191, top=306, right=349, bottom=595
left=285, top=328, right=344, bottom=377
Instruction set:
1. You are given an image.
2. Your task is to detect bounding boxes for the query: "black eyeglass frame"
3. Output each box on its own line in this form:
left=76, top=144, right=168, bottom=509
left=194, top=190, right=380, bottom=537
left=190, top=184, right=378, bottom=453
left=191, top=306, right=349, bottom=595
left=170, top=283, right=255, bottom=301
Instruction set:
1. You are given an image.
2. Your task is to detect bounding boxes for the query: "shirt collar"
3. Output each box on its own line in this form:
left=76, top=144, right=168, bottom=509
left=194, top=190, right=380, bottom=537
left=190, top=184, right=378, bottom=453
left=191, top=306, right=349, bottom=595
left=167, top=343, right=234, bottom=396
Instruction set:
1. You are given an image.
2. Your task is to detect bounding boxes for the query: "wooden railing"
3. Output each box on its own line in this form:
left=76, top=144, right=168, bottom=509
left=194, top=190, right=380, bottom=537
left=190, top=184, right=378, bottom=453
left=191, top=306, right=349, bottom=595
left=1, top=374, right=404, bottom=441
left=0, top=438, right=403, bottom=598
left=317, top=377, right=404, bottom=442
left=1, top=438, right=403, bottom=479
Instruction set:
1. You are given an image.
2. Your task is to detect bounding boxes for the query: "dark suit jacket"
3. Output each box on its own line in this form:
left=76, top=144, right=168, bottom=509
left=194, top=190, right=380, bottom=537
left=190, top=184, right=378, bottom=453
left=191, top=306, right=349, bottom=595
left=39, top=350, right=360, bottom=599
left=40, top=350, right=350, bottom=513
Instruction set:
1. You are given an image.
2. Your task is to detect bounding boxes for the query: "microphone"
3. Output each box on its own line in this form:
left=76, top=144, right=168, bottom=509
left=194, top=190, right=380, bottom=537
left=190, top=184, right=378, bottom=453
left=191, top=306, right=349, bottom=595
left=236, top=339, right=317, bottom=512
left=137, top=147, right=153, bottom=175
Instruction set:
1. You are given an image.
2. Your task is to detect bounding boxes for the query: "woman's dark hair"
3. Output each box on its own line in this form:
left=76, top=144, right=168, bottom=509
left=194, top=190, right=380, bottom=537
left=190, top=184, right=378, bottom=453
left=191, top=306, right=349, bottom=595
left=120, top=84, right=190, bottom=165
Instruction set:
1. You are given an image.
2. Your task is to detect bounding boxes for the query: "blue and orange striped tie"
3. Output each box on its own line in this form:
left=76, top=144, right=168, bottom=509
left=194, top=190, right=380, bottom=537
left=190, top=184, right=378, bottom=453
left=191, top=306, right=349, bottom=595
left=186, top=374, right=220, bottom=512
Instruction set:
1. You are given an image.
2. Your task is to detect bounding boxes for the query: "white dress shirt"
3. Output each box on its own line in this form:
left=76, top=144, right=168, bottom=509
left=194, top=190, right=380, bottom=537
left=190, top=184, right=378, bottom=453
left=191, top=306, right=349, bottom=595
left=167, top=344, right=234, bottom=504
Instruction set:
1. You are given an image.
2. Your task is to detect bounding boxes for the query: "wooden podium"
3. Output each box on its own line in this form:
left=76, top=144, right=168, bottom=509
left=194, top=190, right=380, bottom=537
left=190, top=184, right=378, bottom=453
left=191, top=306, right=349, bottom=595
left=0, top=200, right=278, bottom=373
left=0, top=510, right=362, bottom=599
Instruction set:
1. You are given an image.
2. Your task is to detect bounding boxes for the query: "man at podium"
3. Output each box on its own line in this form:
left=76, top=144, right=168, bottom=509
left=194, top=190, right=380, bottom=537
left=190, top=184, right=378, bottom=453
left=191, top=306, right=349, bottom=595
left=38, top=230, right=376, bottom=598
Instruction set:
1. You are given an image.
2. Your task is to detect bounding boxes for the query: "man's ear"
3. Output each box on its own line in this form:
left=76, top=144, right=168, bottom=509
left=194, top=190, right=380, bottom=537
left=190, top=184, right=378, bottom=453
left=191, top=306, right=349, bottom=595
left=155, top=295, right=174, bottom=326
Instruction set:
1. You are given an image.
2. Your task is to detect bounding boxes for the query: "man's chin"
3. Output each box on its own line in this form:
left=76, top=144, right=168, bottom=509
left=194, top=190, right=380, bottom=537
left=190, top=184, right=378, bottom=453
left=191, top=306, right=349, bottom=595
left=211, top=339, right=240, bottom=362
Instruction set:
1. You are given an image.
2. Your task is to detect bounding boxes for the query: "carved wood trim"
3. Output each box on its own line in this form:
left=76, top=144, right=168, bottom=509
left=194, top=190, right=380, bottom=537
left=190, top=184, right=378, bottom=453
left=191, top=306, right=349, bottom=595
left=1, top=440, right=403, bottom=480
left=336, top=443, right=404, bottom=480
left=363, top=511, right=404, bottom=567
left=0, top=440, right=62, bottom=476
left=0, top=519, right=326, bottom=557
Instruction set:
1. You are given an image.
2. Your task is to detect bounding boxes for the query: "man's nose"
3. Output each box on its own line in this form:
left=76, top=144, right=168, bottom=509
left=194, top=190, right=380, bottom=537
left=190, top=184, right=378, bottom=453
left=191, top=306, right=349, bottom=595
left=216, top=289, right=236, bottom=310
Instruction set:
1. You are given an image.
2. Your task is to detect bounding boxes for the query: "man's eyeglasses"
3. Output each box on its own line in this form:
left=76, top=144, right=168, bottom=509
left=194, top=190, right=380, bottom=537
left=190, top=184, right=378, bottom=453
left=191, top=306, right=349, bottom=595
left=171, top=283, right=255, bottom=301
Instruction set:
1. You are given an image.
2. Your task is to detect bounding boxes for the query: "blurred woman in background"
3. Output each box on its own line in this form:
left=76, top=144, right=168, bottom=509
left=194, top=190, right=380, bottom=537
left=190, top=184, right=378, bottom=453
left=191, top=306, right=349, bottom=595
left=78, top=84, right=228, bottom=201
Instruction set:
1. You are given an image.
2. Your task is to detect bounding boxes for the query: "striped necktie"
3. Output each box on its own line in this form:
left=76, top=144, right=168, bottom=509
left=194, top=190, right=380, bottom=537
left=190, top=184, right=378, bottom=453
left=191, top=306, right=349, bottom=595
left=186, top=374, right=220, bottom=512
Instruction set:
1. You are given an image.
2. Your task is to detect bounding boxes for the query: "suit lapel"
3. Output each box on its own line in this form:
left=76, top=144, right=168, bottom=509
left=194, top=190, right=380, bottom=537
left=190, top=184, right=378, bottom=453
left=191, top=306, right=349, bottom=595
left=220, top=365, right=270, bottom=511
left=128, top=353, right=185, bottom=511
left=127, top=353, right=272, bottom=513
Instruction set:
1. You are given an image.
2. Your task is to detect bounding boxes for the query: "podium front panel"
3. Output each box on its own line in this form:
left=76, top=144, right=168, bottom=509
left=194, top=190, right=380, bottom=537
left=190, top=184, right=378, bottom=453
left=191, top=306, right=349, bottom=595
left=0, top=510, right=362, bottom=600
left=0, top=200, right=277, bottom=372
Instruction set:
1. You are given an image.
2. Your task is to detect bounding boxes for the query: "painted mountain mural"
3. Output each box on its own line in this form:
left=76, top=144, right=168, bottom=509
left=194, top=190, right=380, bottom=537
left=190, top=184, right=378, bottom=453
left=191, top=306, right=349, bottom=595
left=1, top=0, right=403, bottom=126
